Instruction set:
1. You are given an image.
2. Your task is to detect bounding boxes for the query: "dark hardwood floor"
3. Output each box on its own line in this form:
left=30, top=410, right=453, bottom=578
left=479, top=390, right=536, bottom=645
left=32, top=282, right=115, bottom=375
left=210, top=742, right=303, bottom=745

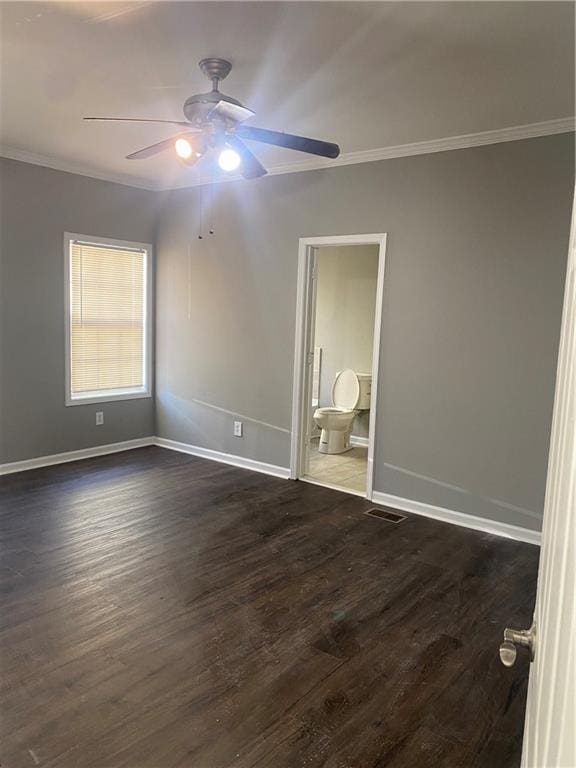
left=0, top=447, right=539, bottom=768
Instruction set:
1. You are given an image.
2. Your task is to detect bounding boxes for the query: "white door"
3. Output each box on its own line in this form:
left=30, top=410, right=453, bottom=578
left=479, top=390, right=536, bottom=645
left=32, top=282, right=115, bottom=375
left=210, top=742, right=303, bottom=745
left=506, top=188, right=575, bottom=767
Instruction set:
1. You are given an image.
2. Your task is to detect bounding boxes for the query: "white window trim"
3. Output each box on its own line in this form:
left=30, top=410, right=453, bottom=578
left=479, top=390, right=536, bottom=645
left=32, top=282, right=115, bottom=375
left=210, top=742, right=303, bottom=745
left=64, top=232, right=153, bottom=407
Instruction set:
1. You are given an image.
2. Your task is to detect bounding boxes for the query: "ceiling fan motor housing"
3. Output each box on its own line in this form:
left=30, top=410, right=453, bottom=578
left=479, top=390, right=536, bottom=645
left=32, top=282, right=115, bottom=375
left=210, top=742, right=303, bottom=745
left=183, top=91, right=244, bottom=123
left=183, top=58, right=245, bottom=124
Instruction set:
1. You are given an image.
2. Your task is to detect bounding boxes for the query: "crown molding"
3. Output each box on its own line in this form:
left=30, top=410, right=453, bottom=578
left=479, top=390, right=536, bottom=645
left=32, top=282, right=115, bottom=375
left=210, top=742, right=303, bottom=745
left=161, top=116, right=576, bottom=190
left=0, top=145, right=158, bottom=191
left=1, top=117, right=573, bottom=193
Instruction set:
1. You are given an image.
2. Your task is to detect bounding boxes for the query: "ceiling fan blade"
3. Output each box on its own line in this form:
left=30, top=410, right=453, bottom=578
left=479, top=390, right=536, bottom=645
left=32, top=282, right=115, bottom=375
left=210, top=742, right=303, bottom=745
left=84, top=117, right=197, bottom=130
left=225, top=136, right=267, bottom=179
left=236, top=126, right=340, bottom=159
left=206, top=101, right=255, bottom=125
left=126, top=134, right=200, bottom=160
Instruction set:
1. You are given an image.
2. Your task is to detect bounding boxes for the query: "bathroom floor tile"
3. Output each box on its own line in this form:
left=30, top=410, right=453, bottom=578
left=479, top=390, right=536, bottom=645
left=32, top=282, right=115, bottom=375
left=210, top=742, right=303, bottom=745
left=305, top=444, right=368, bottom=493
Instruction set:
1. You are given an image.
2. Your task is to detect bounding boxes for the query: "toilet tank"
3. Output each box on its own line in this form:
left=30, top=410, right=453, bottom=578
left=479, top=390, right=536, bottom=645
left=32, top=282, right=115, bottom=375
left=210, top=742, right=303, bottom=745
left=356, top=373, right=372, bottom=409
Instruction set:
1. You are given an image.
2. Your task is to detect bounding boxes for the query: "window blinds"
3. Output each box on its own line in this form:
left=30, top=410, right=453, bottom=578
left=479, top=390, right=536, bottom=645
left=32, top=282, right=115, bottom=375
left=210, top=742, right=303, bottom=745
left=69, top=240, right=147, bottom=398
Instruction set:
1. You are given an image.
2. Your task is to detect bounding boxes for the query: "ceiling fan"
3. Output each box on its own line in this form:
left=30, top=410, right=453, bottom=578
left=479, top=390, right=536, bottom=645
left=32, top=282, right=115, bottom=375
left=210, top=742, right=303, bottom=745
left=84, top=58, right=341, bottom=179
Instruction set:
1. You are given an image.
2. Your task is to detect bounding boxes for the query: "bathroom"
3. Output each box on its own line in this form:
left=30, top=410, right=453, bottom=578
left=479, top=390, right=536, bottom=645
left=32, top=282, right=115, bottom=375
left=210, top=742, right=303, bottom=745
left=304, top=243, right=380, bottom=495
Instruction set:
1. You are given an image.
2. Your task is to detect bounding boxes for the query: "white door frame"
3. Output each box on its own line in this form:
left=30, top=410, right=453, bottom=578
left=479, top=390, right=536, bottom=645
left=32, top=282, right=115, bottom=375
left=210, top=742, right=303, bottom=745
left=290, top=233, right=388, bottom=500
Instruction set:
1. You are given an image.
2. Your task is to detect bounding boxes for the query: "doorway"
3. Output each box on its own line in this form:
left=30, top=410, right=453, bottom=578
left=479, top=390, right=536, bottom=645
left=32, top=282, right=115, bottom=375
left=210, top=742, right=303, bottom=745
left=291, top=234, right=387, bottom=499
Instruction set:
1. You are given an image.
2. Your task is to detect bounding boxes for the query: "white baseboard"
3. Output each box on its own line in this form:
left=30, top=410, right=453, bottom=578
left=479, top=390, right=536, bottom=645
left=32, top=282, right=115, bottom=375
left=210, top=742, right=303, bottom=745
left=0, top=435, right=289, bottom=482
left=154, top=437, right=291, bottom=480
left=371, top=490, right=541, bottom=546
left=0, top=437, right=155, bottom=476
left=0, top=438, right=541, bottom=547
left=311, top=434, right=368, bottom=448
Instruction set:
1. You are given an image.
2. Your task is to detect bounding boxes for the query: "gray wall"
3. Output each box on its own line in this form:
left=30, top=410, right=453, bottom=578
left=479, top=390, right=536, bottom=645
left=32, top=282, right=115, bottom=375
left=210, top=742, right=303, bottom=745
left=1, top=136, right=572, bottom=531
left=315, top=245, right=379, bottom=439
left=0, top=158, right=158, bottom=463
left=156, top=134, right=574, bottom=531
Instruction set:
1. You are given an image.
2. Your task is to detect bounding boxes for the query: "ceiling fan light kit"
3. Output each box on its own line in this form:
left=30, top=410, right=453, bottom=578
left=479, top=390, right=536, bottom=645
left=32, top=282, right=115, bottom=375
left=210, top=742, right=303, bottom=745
left=84, top=58, right=341, bottom=180
left=218, top=148, right=241, bottom=171
left=175, top=137, right=194, bottom=160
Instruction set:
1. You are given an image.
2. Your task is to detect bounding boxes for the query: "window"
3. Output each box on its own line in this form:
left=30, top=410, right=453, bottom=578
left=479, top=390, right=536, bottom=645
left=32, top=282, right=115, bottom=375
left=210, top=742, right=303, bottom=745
left=65, top=233, right=152, bottom=405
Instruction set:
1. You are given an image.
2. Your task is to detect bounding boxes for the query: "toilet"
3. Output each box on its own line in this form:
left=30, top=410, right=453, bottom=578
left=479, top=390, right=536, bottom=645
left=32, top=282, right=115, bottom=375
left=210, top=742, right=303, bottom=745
left=313, top=369, right=371, bottom=454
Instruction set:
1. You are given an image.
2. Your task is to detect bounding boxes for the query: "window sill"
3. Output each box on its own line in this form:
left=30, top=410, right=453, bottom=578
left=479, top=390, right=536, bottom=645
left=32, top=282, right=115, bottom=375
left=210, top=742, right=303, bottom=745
left=65, top=389, right=152, bottom=407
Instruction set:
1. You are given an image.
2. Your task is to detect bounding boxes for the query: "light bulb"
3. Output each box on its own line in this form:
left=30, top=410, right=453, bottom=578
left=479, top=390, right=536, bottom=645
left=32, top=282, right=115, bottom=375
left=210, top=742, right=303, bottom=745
left=218, top=148, right=241, bottom=172
left=175, top=138, right=193, bottom=160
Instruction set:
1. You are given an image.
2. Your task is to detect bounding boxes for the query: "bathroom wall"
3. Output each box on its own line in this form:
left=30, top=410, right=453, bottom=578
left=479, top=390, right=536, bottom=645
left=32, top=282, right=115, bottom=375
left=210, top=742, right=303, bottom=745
left=314, top=244, right=379, bottom=440
left=156, top=133, right=574, bottom=532
left=0, top=158, right=158, bottom=464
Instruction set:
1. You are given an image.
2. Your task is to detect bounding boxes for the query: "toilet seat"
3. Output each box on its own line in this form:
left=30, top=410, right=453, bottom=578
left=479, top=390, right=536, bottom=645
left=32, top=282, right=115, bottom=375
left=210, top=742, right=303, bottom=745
left=331, top=369, right=361, bottom=410
left=315, top=406, right=354, bottom=415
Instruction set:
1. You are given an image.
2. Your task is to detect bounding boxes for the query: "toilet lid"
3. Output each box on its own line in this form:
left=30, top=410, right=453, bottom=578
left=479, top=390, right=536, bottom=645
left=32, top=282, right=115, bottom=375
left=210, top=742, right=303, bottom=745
left=331, top=369, right=360, bottom=409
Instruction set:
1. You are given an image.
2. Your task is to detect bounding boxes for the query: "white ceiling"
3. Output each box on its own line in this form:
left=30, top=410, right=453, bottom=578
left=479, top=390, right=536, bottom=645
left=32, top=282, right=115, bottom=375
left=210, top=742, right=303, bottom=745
left=1, top=1, right=574, bottom=189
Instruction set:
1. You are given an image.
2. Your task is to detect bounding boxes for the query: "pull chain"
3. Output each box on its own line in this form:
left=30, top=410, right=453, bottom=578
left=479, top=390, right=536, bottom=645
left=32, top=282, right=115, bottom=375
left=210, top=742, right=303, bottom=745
left=197, top=181, right=204, bottom=240
left=208, top=165, right=215, bottom=235
left=198, top=165, right=216, bottom=239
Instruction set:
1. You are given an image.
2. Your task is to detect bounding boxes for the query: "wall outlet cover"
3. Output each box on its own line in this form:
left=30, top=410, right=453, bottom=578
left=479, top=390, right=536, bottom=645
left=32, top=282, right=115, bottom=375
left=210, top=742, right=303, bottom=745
left=96, top=411, right=104, bottom=426
left=233, top=421, right=243, bottom=437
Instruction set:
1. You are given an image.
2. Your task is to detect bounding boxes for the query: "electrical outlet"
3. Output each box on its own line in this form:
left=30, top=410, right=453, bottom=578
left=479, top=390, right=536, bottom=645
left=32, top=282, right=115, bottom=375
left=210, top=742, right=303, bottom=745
left=95, top=411, right=104, bottom=426
left=233, top=421, right=243, bottom=437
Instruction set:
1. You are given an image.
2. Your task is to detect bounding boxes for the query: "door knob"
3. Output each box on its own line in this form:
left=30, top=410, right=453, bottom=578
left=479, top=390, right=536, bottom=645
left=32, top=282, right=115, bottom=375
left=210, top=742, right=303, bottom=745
left=499, top=623, right=536, bottom=667
left=499, top=640, right=517, bottom=667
